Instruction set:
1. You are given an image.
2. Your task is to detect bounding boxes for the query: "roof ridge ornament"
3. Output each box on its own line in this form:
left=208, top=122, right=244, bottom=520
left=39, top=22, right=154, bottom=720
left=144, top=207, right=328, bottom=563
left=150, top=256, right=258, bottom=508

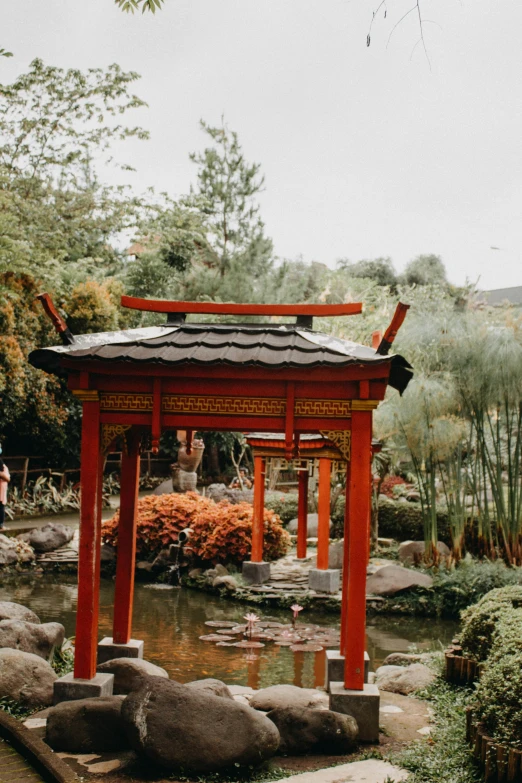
left=120, top=296, right=363, bottom=325
left=376, top=302, right=410, bottom=355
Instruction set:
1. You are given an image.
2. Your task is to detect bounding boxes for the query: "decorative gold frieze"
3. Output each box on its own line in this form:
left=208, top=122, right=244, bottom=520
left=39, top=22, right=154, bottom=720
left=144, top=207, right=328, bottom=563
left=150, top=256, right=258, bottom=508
left=101, top=424, right=132, bottom=454
left=101, top=393, right=152, bottom=411
left=100, top=393, right=353, bottom=418
left=320, top=430, right=351, bottom=461
left=162, top=395, right=286, bottom=416
left=295, top=399, right=351, bottom=417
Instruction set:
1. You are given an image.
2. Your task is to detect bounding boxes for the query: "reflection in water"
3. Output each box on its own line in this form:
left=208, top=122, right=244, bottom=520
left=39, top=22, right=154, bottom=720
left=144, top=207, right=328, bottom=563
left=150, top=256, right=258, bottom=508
left=0, top=576, right=458, bottom=687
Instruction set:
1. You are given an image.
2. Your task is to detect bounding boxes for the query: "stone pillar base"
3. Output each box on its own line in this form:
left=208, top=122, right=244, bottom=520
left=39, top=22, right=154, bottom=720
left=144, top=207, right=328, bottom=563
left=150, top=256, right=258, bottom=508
left=97, top=637, right=144, bottom=665
left=308, top=568, right=340, bottom=594
left=329, top=682, right=380, bottom=743
left=325, top=649, right=370, bottom=688
left=53, top=672, right=114, bottom=705
left=242, top=561, right=271, bottom=585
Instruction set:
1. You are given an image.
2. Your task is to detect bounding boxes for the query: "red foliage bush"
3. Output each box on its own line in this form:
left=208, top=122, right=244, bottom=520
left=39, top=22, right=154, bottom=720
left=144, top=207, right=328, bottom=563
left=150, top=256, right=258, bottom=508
left=379, top=475, right=410, bottom=498
left=102, top=492, right=290, bottom=565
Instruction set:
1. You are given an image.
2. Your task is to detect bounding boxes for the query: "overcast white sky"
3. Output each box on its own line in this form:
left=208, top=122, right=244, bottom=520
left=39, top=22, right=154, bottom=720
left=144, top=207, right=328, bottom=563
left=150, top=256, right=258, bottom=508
left=3, top=0, right=522, bottom=289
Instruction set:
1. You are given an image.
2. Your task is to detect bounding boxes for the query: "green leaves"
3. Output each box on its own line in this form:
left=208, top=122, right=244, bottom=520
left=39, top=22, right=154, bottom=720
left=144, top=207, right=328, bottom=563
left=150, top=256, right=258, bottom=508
left=0, top=59, right=148, bottom=183
left=115, top=0, right=164, bottom=13
left=0, top=48, right=13, bottom=58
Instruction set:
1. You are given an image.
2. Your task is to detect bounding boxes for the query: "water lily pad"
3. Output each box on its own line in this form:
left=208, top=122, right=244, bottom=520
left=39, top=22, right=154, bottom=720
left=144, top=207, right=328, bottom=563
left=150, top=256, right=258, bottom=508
left=233, top=640, right=265, bottom=648
left=199, top=634, right=233, bottom=642
left=204, top=620, right=238, bottom=627
left=290, top=643, right=324, bottom=652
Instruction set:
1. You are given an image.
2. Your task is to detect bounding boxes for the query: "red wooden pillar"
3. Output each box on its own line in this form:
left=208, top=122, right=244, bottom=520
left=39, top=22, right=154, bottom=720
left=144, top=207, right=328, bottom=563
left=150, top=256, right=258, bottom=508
left=316, top=458, right=331, bottom=570
left=251, top=456, right=266, bottom=562
left=113, top=432, right=140, bottom=645
left=296, top=464, right=309, bottom=559
left=344, top=410, right=372, bottom=691
left=74, top=396, right=102, bottom=680
left=340, top=460, right=351, bottom=658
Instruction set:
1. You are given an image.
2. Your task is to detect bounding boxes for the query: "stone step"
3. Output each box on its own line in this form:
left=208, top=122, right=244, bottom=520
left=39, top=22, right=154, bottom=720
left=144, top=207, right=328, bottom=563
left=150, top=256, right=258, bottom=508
left=269, top=759, right=408, bottom=783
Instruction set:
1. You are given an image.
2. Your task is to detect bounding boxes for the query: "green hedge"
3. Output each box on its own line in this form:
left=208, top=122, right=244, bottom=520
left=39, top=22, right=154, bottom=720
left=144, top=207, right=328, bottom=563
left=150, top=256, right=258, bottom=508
left=459, top=586, right=522, bottom=751
left=264, top=491, right=299, bottom=525
left=460, top=585, right=522, bottom=661
left=331, top=495, right=451, bottom=543
left=476, top=651, right=522, bottom=749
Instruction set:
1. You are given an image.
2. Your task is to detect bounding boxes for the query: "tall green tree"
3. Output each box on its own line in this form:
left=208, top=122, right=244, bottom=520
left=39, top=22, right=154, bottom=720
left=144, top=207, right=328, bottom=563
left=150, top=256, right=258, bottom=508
left=0, top=60, right=148, bottom=284
left=189, top=119, right=273, bottom=282
left=402, top=254, right=447, bottom=286
left=337, top=257, right=398, bottom=287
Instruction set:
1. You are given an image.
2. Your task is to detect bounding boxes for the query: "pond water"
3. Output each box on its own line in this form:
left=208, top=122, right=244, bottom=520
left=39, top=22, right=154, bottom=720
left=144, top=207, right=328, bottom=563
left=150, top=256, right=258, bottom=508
left=0, top=576, right=458, bottom=689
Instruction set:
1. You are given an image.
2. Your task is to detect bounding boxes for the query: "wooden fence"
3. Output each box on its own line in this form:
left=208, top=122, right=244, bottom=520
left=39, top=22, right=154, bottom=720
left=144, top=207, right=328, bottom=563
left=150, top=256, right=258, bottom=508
left=444, top=643, right=484, bottom=686
left=467, top=707, right=522, bottom=782
left=5, top=453, right=172, bottom=493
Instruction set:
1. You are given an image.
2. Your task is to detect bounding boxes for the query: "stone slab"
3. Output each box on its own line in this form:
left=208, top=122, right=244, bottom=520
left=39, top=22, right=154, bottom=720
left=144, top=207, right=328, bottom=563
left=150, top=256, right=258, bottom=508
left=325, top=649, right=370, bottom=688
left=242, top=561, right=271, bottom=585
left=308, top=568, right=340, bottom=594
left=97, top=637, right=144, bottom=664
left=53, top=672, right=114, bottom=704
left=269, top=759, right=408, bottom=783
left=329, top=682, right=380, bottom=743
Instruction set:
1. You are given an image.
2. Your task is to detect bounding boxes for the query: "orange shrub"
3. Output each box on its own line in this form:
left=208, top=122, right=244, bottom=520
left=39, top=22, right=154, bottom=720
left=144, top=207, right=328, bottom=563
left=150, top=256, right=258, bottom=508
left=102, top=492, right=290, bottom=565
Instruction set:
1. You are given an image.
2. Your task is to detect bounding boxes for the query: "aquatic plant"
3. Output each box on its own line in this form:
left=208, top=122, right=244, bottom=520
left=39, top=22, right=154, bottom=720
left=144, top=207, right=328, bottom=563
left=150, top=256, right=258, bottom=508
left=244, top=613, right=259, bottom=639
left=290, top=603, right=303, bottom=628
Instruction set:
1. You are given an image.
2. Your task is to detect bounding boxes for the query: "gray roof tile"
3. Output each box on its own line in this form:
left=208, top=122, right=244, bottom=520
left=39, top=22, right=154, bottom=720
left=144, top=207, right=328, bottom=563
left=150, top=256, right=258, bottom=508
left=29, top=323, right=413, bottom=393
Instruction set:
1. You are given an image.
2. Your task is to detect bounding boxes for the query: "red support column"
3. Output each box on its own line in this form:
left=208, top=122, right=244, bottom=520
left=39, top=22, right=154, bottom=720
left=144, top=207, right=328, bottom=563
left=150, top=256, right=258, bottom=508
left=344, top=411, right=372, bottom=691
left=316, top=458, right=331, bottom=570
left=74, top=397, right=102, bottom=680
left=251, top=456, right=266, bottom=563
left=296, top=464, right=309, bottom=559
left=340, top=460, right=351, bottom=657
left=113, top=432, right=140, bottom=645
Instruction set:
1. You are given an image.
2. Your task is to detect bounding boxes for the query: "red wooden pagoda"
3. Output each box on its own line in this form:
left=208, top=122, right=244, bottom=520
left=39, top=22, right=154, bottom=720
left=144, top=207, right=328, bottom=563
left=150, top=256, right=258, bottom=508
left=30, top=296, right=411, bottom=737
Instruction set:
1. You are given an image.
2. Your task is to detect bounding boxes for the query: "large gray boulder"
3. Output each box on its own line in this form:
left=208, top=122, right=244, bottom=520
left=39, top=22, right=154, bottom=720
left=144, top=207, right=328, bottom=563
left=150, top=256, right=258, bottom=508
left=267, top=707, right=358, bottom=755
left=186, top=678, right=234, bottom=700
left=206, top=483, right=254, bottom=504
left=375, top=663, right=436, bottom=694
left=152, top=478, right=174, bottom=495
left=398, top=540, right=450, bottom=566
left=250, top=685, right=329, bottom=712
left=46, top=697, right=128, bottom=752
left=366, top=565, right=433, bottom=596
left=0, top=601, right=40, bottom=624
left=382, top=652, right=431, bottom=667
left=121, top=676, right=280, bottom=772
left=287, top=513, right=331, bottom=537
left=25, top=523, right=74, bottom=553
left=0, top=619, right=64, bottom=659
left=97, top=657, right=168, bottom=695
left=0, top=534, right=33, bottom=565
left=328, top=539, right=344, bottom=570
left=0, top=534, right=19, bottom=566
left=0, top=648, right=56, bottom=707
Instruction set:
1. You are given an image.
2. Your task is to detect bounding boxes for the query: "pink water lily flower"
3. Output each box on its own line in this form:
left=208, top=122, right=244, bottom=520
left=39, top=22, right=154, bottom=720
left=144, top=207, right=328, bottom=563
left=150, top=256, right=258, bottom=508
left=244, top=612, right=260, bottom=638
left=290, top=604, right=303, bottom=627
